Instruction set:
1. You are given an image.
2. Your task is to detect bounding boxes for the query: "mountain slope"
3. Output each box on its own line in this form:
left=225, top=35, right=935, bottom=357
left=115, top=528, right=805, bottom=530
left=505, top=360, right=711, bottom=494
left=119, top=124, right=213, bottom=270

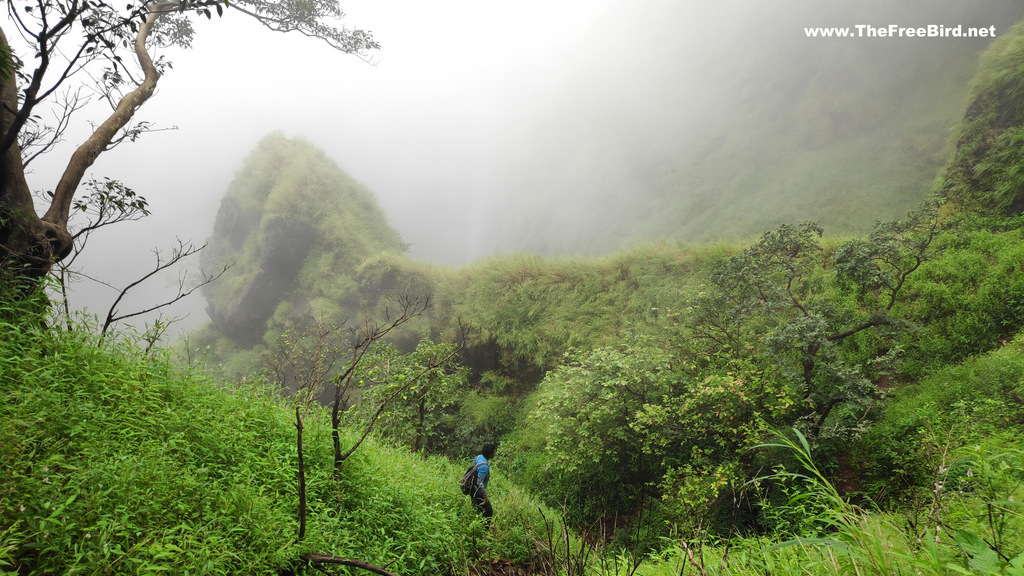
left=475, top=0, right=1021, bottom=256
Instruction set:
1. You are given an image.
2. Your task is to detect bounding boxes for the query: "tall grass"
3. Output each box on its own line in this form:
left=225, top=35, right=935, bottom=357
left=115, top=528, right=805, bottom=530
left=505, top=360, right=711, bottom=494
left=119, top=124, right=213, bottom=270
left=0, top=291, right=559, bottom=575
left=631, top=427, right=1024, bottom=576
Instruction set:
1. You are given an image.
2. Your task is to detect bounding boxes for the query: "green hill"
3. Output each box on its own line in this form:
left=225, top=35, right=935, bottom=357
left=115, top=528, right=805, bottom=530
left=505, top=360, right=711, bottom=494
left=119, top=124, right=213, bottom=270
left=200, top=132, right=409, bottom=348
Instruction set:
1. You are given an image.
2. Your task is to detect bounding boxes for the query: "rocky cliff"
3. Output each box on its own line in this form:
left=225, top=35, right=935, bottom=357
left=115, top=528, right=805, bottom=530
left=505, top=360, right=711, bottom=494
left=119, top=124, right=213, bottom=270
left=201, top=132, right=409, bottom=348
left=940, top=19, right=1024, bottom=216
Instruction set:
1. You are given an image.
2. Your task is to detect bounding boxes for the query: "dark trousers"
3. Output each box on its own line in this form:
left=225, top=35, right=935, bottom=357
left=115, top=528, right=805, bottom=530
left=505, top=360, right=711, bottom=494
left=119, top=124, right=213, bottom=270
left=472, top=495, right=493, bottom=523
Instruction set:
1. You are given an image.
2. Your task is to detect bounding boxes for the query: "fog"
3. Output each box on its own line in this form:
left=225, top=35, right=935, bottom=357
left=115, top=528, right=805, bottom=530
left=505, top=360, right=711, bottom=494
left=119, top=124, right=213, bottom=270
left=12, top=0, right=1020, bottom=333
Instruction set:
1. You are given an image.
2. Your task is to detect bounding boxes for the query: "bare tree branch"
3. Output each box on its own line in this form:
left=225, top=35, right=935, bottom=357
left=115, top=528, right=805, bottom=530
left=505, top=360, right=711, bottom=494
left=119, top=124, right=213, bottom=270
left=20, top=87, right=88, bottom=167
left=98, top=238, right=230, bottom=339
left=330, top=294, right=431, bottom=468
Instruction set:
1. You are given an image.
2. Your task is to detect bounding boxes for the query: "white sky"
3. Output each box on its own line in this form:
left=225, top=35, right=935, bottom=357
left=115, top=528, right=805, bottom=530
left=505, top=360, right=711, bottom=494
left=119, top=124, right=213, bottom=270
left=29, top=0, right=629, bottom=257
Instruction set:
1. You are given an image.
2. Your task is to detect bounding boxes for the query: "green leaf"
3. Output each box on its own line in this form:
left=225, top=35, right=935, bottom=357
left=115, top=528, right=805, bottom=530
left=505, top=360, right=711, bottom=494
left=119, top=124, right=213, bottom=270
left=953, top=529, right=1002, bottom=575
left=1007, top=549, right=1024, bottom=576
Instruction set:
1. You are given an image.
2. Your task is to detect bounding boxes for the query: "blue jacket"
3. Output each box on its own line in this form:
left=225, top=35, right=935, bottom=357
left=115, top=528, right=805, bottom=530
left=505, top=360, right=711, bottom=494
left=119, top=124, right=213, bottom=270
left=473, top=454, right=490, bottom=499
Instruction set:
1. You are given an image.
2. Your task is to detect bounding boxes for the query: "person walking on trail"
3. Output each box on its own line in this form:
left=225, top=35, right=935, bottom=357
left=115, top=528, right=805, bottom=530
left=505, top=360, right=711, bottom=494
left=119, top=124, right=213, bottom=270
left=472, top=443, right=496, bottom=522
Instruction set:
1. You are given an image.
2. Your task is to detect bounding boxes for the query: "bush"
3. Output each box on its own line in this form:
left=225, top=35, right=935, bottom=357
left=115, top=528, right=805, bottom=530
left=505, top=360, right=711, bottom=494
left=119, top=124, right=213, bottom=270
left=856, top=331, right=1024, bottom=506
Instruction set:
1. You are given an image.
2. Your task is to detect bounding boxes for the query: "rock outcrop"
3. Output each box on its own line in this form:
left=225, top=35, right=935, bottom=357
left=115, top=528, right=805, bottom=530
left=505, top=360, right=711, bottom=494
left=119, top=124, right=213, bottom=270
left=201, top=132, right=408, bottom=348
left=940, top=20, right=1024, bottom=216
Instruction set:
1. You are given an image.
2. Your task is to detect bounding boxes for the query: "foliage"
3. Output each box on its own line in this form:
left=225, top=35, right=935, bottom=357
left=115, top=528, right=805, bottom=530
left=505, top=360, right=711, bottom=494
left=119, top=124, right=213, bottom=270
left=689, top=213, right=934, bottom=439
left=949, top=447, right=1024, bottom=575
left=856, top=331, right=1024, bottom=506
left=526, top=345, right=675, bottom=524
left=629, top=428, right=1024, bottom=576
left=0, top=292, right=553, bottom=575
left=518, top=339, right=797, bottom=545
left=349, top=338, right=468, bottom=454
left=68, top=178, right=151, bottom=242
left=636, top=370, right=794, bottom=536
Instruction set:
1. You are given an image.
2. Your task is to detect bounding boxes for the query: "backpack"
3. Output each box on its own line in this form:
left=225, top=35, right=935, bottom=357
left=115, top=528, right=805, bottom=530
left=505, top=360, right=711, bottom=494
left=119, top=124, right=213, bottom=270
left=459, top=462, right=480, bottom=495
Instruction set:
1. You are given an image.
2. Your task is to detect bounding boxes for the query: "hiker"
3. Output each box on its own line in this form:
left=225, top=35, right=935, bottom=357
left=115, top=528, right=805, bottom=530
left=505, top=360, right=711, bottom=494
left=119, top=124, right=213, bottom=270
left=471, top=443, right=496, bottom=522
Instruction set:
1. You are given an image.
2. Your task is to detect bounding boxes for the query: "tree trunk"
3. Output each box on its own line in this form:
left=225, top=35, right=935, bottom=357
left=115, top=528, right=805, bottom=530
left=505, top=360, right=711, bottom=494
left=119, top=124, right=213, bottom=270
left=295, top=407, right=307, bottom=541
left=411, top=397, right=426, bottom=453
left=0, top=29, right=73, bottom=283
left=332, top=385, right=344, bottom=476
left=0, top=4, right=167, bottom=283
left=809, top=397, right=840, bottom=439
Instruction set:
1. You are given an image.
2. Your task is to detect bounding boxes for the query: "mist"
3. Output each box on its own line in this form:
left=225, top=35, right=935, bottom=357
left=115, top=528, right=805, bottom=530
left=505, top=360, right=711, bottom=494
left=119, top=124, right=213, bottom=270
left=12, top=0, right=1020, bottom=333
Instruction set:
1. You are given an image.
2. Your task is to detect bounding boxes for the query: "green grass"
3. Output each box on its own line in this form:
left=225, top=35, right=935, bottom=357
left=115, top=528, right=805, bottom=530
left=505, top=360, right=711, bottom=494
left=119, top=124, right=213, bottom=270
left=896, top=223, right=1024, bottom=379
left=0, top=293, right=558, bottom=575
left=631, top=428, right=1024, bottom=576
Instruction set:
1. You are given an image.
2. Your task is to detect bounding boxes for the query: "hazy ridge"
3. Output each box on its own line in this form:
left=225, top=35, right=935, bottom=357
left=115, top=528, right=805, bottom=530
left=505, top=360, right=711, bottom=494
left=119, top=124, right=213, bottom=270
left=468, top=0, right=1021, bottom=257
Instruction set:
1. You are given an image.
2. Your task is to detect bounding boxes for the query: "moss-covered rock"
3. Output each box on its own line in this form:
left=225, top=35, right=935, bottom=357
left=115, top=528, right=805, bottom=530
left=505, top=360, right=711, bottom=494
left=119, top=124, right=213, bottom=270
left=940, top=20, right=1024, bottom=215
left=201, top=132, right=408, bottom=347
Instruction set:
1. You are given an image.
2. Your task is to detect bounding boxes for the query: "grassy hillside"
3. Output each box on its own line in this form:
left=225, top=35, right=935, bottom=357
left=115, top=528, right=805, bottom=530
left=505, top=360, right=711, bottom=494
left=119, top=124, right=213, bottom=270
left=4, top=277, right=1023, bottom=576
left=941, top=18, right=1024, bottom=216
left=0, top=289, right=556, bottom=575
left=435, top=241, right=737, bottom=375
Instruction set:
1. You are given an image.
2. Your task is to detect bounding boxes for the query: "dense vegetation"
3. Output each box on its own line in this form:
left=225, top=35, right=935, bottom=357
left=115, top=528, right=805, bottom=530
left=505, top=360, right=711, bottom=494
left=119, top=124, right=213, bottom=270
left=4, top=279, right=1023, bottom=574
left=0, top=287, right=560, bottom=575
left=7, top=11, right=1024, bottom=576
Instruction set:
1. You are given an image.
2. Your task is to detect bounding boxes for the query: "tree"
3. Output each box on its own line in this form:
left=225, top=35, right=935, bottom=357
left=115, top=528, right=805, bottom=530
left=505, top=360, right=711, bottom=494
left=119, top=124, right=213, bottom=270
left=261, top=296, right=467, bottom=543
left=0, top=0, right=378, bottom=285
left=692, top=212, right=936, bottom=438
left=527, top=341, right=796, bottom=542
left=355, top=338, right=468, bottom=454
left=530, top=344, right=675, bottom=526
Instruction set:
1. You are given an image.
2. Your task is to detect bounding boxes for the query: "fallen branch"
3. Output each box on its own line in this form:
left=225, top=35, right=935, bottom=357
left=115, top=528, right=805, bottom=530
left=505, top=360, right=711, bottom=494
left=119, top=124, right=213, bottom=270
left=301, top=554, right=400, bottom=576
